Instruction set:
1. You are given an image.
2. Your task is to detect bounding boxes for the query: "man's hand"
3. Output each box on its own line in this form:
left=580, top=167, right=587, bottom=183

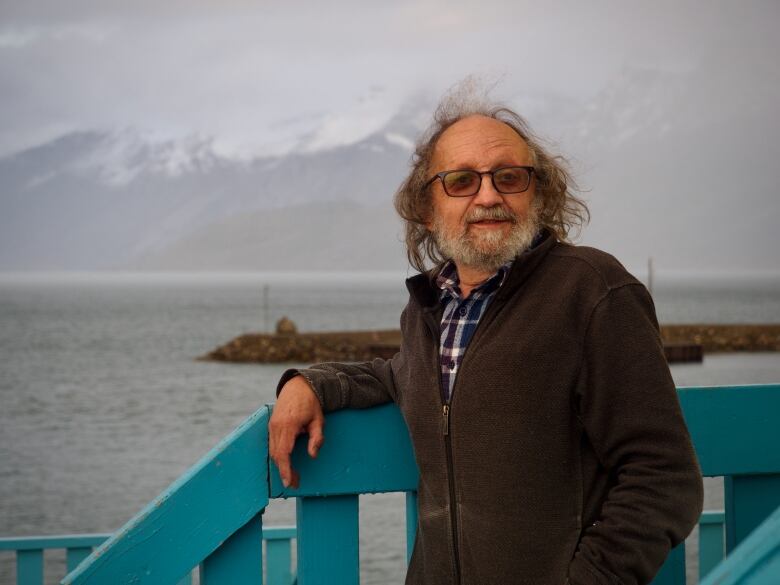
left=269, top=375, right=325, bottom=489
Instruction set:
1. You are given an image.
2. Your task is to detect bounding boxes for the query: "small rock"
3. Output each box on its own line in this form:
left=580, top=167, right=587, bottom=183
left=276, top=316, right=298, bottom=335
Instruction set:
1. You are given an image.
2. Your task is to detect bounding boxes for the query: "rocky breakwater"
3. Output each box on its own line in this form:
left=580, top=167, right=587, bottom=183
left=201, top=319, right=780, bottom=364
left=201, top=317, right=402, bottom=363
left=661, top=324, right=780, bottom=353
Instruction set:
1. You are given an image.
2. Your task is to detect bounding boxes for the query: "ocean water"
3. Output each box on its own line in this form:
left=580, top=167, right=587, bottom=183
left=0, top=271, right=779, bottom=584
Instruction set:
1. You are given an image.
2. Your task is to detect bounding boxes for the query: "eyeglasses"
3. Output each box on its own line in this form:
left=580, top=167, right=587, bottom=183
left=425, top=166, right=535, bottom=197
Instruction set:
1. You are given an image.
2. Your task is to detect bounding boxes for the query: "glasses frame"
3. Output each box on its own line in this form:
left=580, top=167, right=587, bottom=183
left=425, top=165, right=536, bottom=197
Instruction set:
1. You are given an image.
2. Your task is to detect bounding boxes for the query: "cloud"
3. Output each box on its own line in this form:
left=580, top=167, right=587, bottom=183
left=0, top=0, right=777, bottom=159
left=0, top=22, right=111, bottom=48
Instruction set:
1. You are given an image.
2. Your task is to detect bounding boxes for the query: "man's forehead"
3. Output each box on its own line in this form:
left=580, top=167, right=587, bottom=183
left=431, top=115, right=531, bottom=169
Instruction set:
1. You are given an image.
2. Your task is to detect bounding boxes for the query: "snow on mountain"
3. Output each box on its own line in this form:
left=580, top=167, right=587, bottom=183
left=0, top=113, right=416, bottom=270
left=1, top=66, right=777, bottom=273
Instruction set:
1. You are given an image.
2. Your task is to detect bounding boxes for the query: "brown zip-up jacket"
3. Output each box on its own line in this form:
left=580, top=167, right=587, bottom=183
left=279, top=232, right=703, bottom=585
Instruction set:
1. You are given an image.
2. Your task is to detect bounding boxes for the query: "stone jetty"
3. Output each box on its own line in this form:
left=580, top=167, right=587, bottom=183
left=200, top=319, right=780, bottom=364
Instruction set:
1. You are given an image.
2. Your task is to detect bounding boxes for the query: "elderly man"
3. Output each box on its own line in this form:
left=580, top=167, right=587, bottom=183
left=269, top=96, right=703, bottom=585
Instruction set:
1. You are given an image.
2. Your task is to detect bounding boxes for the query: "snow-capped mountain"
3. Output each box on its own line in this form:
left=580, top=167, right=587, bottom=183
left=1, top=65, right=778, bottom=274
left=0, top=115, right=418, bottom=270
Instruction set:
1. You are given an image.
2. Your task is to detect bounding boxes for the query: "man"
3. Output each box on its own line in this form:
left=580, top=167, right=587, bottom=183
left=269, top=93, right=703, bottom=585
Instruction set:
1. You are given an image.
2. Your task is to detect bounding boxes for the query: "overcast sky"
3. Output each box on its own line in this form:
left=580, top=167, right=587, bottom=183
left=2, top=0, right=777, bottom=159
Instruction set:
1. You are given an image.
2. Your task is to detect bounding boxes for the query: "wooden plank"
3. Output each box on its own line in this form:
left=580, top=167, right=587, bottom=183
left=200, top=512, right=264, bottom=585
left=405, top=491, right=417, bottom=564
left=16, top=549, right=43, bottom=585
left=297, top=495, right=359, bottom=585
left=66, top=547, right=93, bottom=573
left=263, top=526, right=296, bottom=540
left=700, top=503, right=780, bottom=585
left=649, top=544, right=685, bottom=585
left=270, top=404, right=418, bottom=498
left=699, top=512, right=725, bottom=579
left=0, top=535, right=108, bottom=551
left=677, top=385, right=780, bottom=476
left=725, top=474, right=780, bottom=553
left=63, top=406, right=271, bottom=585
left=266, top=537, right=293, bottom=585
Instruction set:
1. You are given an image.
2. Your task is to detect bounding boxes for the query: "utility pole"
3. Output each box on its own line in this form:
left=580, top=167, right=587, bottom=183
left=263, top=284, right=270, bottom=332
left=647, top=257, right=654, bottom=297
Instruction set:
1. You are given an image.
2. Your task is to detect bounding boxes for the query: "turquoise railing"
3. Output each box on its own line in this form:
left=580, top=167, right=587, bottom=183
left=0, top=528, right=295, bottom=585
left=700, top=502, right=780, bottom=585
left=3, top=384, right=779, bottom=584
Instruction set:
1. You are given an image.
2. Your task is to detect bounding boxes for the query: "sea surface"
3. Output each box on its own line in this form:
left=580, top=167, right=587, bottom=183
left=0, top=271, right=779, bottom=584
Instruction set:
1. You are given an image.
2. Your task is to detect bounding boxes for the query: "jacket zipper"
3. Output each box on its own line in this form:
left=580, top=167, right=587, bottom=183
left=442, top=402, right=461, bottom=585
left=425, top=313, right=462, bottom=584
left=428, top=290, right=508, bottom=585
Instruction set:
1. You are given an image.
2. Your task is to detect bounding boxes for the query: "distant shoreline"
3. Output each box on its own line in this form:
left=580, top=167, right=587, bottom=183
left=201, top=324, right=780, bottom=364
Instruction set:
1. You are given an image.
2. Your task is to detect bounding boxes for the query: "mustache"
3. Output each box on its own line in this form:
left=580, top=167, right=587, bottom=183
left=465, top=206, right=517, bottom=224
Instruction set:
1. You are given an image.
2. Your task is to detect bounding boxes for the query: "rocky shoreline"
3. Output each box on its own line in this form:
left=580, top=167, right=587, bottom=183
left=200, top=323, right=780, bottom=364
left=660, top=324, right=780, bottom=353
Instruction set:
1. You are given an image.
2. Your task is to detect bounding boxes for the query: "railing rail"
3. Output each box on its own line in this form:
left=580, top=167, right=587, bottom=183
left=700, top=503, right=780, bottom=585
left=1, top=512, right=731, bottom=584
left=7, top=384, right=779, bottom=585
left=0, top=528, right=296, bottom=585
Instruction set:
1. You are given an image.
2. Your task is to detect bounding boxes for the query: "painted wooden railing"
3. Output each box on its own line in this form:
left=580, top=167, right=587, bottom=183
left=0, top=511, right=739, bottom=584
left=700, top=502, right=780, bottom=585
left=0, top=528, right=295, bottom=585
left=5, top=384, right=780, bottom=584
left=0, top=535, right=107, bottom=585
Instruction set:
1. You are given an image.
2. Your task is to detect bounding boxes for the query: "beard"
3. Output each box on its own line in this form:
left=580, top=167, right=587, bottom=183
left=431, top=199, right=541, bottom=273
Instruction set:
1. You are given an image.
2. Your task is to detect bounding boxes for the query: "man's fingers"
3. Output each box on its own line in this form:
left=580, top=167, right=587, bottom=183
left=276, top=452, right=295, bottom=488
left=270, top=425, right=298, bottom=488
left=307, top=418, right=325, bottom=458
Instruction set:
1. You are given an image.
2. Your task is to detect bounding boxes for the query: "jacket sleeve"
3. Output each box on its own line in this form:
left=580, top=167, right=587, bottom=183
left=567, top=283, right=704, bottom=585
left=276, top=355, right=400, bottom=412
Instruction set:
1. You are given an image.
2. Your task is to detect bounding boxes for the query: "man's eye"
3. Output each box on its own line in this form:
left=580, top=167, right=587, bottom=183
left=453, top=173, right=473, bottom=185
left=496, top=171, right=519, bottom=184
left=445, top=172, right=477, bottom=191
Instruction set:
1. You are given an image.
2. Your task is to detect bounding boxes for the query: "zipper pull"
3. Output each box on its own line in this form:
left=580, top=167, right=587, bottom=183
left=442, top=404, right=450, bottom=436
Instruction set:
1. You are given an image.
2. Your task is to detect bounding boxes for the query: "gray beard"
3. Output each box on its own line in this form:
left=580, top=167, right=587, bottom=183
left=431, top=199, right=541, bottom=273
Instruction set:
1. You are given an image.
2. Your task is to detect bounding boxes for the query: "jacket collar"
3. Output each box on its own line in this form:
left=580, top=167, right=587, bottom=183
left=405, top=228, right=558, bottom=312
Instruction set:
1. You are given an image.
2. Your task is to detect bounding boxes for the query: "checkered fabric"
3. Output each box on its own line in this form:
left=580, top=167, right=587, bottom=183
left=436, top=260, right=511, bottom=402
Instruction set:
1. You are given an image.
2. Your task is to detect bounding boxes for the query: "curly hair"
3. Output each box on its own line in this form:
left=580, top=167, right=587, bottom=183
left=394, top=88, right=589, bottom=274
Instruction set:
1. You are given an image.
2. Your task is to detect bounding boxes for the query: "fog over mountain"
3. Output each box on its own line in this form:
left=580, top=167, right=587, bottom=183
left=1, top=63, right=778, bottom=275
left=0, top=104, right=420, bottom=270
left=1, top=1, right=777, bottom=276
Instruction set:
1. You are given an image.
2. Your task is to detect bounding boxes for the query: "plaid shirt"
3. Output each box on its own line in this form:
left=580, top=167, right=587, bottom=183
left=436, top=260, right=512, bottom=402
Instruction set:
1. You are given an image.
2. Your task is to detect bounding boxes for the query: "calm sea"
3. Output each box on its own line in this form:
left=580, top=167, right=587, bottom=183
left=1, top=271, right=779, bottom=584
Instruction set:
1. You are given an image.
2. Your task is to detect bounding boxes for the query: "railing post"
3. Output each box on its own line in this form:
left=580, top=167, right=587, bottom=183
left=649, top=543, right=685, bottom=585
left=699, top=511, right=725, bottom=579
left=725, top=474, right=780, bottom=552
left=266, top=537, right=292, bottom=585
left=16, top=549, right=43, bottom=585
left=66, top=547, right=93, bottom=573
left=200, top=511, right=264, bottom=585
left=297, top=495, right=359, bottom=585
left=405, top=491, right=418, bottom=564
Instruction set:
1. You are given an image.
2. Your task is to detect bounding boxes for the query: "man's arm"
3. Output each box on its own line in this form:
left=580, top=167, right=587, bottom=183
left=270, top=356, right=401, bottom=488
left=568, top=283, right=704, bottom=585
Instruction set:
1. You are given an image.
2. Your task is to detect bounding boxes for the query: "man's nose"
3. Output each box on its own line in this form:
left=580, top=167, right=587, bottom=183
left=472, top=174, right=504, bottom=206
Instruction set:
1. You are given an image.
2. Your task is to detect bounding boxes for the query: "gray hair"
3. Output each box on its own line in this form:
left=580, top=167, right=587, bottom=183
left=394, top=83, right=590, bottom=273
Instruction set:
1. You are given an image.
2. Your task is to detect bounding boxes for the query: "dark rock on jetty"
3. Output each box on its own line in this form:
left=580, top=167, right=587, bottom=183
left=201, top=317, right=402, bottom=363
left=661, top=324, right=780, bottom=353
left=200, top=322, right=780, bottom=364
